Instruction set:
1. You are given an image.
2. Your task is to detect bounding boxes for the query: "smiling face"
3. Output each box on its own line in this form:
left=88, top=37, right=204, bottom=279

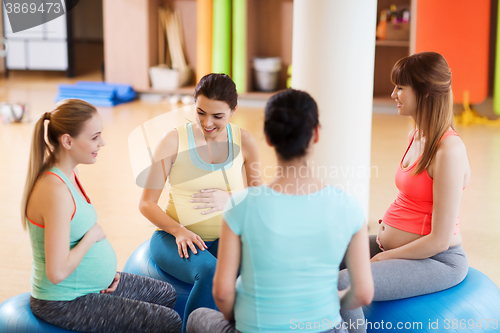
left=391, top=85, right=417, bottom=118
left=70, top=113, right=105, bottom=164
left=195, top=94, right=235, bottom=140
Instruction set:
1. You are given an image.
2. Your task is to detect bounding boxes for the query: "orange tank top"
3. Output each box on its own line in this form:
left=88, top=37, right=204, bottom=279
left=382, top=130, right=461, bottom=235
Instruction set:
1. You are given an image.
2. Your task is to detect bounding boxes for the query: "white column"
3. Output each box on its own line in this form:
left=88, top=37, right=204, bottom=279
left=292, top=0, right=377, bottom=217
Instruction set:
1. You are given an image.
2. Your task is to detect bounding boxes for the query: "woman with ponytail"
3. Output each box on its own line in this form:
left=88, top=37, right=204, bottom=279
left=186, top=89, right=374, bottom=333
left=22, top=99, right=182, bottom=332
left=338, top=52, right=471, bottom=333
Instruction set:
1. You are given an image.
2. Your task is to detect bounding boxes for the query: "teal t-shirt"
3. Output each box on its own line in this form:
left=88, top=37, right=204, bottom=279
left=28, top=167, right=117, bottom=301
left=223, top=185, right=365, bottom=332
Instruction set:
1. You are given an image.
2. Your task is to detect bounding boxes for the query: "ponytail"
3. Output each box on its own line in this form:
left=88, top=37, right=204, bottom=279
left=20, top=99, right=97, bottom=228
left=21, top=114, right=52, bottom=228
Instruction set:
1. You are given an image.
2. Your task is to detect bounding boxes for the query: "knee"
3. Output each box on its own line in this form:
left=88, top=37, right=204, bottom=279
left=169, top=309, right=183, bottom=332
left=186, top=307, right=209, bottom=333
left=453, top=264, right=469, bottom=287
left=194, top=261, right=216, bottom=282
left=338, top=268, right=351, bottom=290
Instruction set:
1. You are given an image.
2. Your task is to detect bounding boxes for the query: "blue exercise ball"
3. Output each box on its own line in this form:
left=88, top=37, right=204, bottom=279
left=362, top=267, right=500, bottom=332
left=123, top=238, right=193, bottom=321
left=0, top=292, right=79, bottom=333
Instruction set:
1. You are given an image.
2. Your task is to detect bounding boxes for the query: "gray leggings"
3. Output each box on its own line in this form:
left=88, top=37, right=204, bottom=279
left=186, top=308, right=349, bottom=333
left=338, top=235, right=469, bottom=333
left=30, top=272, right=182, bottom=333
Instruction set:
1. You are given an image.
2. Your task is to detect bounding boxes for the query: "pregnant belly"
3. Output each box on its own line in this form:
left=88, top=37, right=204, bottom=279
left=377, top=221, right=462, bottom=251
left=377, top=221, right=424, bottom=250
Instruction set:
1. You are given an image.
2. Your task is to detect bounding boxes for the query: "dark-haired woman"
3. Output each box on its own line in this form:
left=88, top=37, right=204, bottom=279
left=22, top=99, right=182, bottom=332
left=186, top=89, right=374, bottom=333
left=139, top=73, right=262, bottom=329
left=339, top=52, right=470, bottom=333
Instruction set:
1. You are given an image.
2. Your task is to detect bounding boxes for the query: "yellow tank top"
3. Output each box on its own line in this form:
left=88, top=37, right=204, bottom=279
left=164, top=122, right=245, bottom=241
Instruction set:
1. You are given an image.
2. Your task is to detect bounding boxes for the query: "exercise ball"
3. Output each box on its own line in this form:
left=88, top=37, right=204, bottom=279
left=363, top=268, right=500, bottom=332
left=0, top=292, right=79, bottom=333
left=123, top=238, right=193, bottom=321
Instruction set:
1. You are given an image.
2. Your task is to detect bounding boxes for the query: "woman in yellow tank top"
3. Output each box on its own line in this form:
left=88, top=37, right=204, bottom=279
left=139, top=74, right=262, bottom=330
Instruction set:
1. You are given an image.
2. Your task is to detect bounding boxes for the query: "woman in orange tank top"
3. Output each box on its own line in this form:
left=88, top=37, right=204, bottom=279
left=338, top=52, right=471, bottom=333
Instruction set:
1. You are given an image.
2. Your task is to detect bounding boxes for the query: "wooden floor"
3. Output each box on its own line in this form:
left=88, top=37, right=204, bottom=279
left=1, top=68, right=499, bottom=304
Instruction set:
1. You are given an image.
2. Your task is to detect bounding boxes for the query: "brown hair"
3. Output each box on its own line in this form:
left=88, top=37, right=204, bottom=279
left=391, top=52, right=454, bottom=175
left=194, top=73, right=238, bottom=110
left=21, top=99, right=97, bottom=228
left=264, top=89, right=319, bottom=161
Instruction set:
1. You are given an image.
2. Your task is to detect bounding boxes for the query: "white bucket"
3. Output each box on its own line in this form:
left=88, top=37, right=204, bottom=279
left=149, top=65, right=192, bottom=91
left=253, top=57, right=281, bottom=92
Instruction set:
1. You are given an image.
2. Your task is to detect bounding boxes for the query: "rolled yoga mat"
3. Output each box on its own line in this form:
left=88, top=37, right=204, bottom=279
left=494, top=0, right=500, bottom=115
left=197, top=0, right=212, bottom=82
left=232, top=0, right=247, bottom=92
left=212, top=0, right=231, bottom=75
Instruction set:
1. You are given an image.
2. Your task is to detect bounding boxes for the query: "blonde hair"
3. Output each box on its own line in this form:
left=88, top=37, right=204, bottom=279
left=21, top=99, right=97, bottom=228
left=391, top=52, right=454, bottom=175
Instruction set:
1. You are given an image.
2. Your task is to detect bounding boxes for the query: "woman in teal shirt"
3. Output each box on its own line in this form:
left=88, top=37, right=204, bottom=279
left=186, top=89, right=374, bottom=332
left=22, top=99, right=182, bottom=332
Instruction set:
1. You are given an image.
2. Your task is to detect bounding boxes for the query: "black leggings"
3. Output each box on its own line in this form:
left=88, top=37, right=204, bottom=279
left=30, top=272, right=182, bottom=333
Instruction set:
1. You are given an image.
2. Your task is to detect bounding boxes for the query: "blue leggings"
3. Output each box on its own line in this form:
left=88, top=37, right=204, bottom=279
left=150, top=230, right=219, bottom=332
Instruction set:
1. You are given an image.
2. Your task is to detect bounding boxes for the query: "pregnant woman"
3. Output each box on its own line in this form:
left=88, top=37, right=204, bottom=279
left=22, top=99, right=182, bottom=332
left=339, top=52, right=470, bottom=333
left=139, top=73, right=261, bottom=330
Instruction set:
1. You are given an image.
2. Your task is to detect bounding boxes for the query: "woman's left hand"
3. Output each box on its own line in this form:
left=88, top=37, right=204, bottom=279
left=100, top=273, right=120, bottom=294
left=191, top=189, right=230, bottom=215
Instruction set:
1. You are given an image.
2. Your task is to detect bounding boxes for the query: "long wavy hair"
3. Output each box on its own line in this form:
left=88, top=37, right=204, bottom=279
left=391, top=52, right=454, bottom=175
left=21, top=99, right=97, bottom=228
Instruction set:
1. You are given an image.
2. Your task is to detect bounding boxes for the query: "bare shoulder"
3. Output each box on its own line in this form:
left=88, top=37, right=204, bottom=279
left=158, top=128, right=179, bottom=149
left=433, top=134, right=470, bottom=177
left=154, top=128, right=179, bottom=162
left=240, top=129, right=259, bottom=155
left=240, top=128, right=257, bottom=145
left=28, top=173, right=74, bottom=222
left=436, top=134, right=467, bottom=159
left=37, top=173, right=73, bottom=203
left=37, top=172, right=69, bottom=193
left=240, top=128, right=255, bottom=143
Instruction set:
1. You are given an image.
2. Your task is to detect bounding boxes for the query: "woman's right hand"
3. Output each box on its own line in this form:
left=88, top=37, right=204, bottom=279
left=172, top=225, right=207, bottom=258
left=85, top=223, right=106, bottom=243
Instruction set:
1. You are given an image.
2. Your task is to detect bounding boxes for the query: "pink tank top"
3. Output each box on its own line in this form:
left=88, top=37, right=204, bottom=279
left=382, top=130, right=461, bottom=235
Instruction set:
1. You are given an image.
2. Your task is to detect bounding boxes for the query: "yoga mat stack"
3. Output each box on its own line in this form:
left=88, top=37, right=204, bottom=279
left=55, top=82, right=136, bottom=107
left=212, top=0, right=232, bottom=76
left=196, top=0, right=212, bottom=82
left=232, top=0, right=247, bottom=92
left=199, top=0, right=247, bottom=92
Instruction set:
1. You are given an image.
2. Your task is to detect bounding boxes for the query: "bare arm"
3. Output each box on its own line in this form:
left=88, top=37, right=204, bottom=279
left=339, top=225, right=374, bottom=310
left=213, top=220, right=241, bottom=321
left=138, top=129, right=206, bottom=258
left=241, top=129, right=262, bottom=187
left=372, top=136, right=469, bottom=261
left=40, top=176, right=105, bottom=285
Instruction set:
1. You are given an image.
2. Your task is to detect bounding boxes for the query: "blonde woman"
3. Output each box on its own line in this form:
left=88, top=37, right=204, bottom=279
left=22, top=99, right=182, bottom=332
